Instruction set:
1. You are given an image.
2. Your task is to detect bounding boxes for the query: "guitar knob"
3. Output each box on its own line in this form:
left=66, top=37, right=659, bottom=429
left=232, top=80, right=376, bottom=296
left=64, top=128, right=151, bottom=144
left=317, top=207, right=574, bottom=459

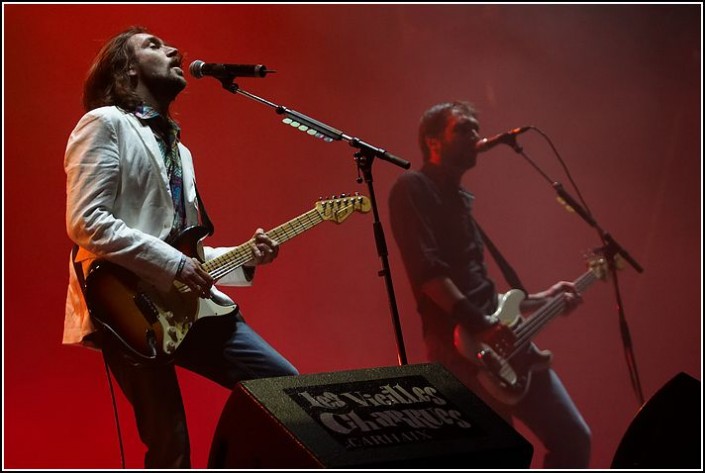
left=165, top=341, right=176, bottom=353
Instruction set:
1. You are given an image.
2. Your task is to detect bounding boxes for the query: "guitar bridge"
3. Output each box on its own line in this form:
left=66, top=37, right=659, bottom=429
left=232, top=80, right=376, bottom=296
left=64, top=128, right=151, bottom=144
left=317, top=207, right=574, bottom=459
left=478, top=349, right=503, bottom=372
left=479, top=348, right=518, bottom=387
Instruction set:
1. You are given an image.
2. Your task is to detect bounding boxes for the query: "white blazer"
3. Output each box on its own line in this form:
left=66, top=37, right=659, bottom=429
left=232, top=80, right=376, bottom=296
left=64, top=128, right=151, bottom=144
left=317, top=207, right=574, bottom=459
left=64, top=106, right=250, bottom=345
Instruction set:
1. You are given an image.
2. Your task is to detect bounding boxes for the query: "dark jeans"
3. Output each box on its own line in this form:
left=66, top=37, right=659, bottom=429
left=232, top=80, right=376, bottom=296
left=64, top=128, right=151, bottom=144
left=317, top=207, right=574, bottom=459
left=101, top=313, right=298, bottom=468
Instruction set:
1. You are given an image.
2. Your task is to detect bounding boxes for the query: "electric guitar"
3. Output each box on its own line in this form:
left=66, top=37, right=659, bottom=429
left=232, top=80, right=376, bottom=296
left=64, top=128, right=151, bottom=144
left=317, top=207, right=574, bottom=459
left=454, top=252, right=611, bottom=405
left=84, top=194, right=371, bottom=361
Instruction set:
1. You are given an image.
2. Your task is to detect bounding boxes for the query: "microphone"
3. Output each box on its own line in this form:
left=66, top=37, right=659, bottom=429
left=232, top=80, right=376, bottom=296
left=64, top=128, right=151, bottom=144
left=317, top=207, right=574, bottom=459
left=475, top=126, right=531, bottom=153
left=188, top=60, right=275, bottom=79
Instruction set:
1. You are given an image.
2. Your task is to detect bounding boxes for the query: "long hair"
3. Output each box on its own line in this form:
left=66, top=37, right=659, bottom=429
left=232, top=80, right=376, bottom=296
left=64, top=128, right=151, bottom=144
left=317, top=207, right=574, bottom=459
left=82, top=26, right=149, bottom=112
left=418, top=101, right=477, bottom=161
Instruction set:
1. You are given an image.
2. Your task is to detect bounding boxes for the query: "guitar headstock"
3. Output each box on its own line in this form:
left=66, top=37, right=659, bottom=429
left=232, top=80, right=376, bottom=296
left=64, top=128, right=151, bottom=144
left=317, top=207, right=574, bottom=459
left=584, top=247, right=624, bottom=281
left=316, top=193, right=371, bottom=223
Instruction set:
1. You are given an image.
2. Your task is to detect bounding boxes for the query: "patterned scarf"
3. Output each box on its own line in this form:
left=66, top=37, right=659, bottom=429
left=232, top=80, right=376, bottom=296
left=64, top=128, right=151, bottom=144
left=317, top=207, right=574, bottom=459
left=134, top=104, right=186, bottom=238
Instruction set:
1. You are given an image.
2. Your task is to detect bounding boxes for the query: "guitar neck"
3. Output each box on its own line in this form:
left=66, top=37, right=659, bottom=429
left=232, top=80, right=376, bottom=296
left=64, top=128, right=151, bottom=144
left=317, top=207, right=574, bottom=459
left=547, top=270, right=597, bottom=318
left=574, top=270, right=597, bottom=295
left=204, top=208, right=323, bottom=281
left=512, top=269, right=598, bottom=353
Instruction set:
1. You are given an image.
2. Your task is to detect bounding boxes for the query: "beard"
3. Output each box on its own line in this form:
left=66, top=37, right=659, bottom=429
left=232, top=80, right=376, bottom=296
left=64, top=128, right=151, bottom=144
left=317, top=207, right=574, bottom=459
left=440, top=139, right=477, bottom=170
left=143, top=71, right=187, bottom=103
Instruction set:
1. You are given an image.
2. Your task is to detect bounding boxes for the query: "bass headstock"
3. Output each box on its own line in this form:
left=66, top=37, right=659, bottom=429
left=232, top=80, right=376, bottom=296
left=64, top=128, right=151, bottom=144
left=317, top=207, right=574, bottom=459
left=584, top=247, right=624, bottom=281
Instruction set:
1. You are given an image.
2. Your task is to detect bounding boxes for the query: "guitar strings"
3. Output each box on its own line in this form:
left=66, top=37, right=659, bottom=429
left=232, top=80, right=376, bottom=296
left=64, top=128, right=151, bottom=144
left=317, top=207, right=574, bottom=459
left=175, top=209, right=325, bottom=293
left=507, top=271, right=597, bottom=359
left=174, top=197, right=367, bottom=293
left=207, top=210, right=323, bottom=281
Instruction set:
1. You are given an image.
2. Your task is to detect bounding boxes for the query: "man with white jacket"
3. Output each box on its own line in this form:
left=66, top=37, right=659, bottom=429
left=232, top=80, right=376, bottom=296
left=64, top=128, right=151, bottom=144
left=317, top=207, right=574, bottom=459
left=64, top=26, right=298, bottom=468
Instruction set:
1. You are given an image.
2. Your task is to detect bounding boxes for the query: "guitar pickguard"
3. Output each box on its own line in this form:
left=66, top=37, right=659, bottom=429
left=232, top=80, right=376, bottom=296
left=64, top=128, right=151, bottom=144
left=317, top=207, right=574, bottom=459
left=137, top=282, right=236, bottom=355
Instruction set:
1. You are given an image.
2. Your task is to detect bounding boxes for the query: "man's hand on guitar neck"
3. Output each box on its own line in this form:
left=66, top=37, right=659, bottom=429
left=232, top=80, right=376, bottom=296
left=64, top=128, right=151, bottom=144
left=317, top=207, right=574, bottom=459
left=523, top=280, right=583, bottom=316
left=244, top=228, right=280, bottom=267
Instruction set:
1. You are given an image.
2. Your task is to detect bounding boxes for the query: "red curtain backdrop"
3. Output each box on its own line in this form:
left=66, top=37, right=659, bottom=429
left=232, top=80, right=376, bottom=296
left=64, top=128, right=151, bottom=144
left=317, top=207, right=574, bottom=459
left=3, top=4, right=700, bottom=469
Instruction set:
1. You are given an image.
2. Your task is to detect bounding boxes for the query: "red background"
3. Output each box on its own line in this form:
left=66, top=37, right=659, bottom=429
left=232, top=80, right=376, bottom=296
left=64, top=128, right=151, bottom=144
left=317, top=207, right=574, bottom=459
left=3, top=4, right=701, bottom=469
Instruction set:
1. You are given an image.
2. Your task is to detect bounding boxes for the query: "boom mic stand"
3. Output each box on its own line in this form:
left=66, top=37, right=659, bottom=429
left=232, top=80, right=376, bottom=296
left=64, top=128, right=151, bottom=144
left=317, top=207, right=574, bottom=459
left=502, top=133, right=646, bottom=405
left=216, top=77, right=412, bottom=366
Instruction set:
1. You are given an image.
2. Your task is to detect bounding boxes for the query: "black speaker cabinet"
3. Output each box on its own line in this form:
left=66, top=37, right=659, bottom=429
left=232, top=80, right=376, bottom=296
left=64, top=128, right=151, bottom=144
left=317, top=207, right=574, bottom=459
left=612, top=371, right=701, bottom=469
left=208, top=363, right=533, bottom=468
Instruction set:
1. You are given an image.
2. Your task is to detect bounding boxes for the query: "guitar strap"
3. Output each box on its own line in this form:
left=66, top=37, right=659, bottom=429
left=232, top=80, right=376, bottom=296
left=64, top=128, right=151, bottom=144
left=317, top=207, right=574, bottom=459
left=71, top=243, right=110, bottom=349
left=71, top=243, right=87, bottom=292
left=195, top=184, right=215, bottom=236
left=473, top=219, right=527, bottom=294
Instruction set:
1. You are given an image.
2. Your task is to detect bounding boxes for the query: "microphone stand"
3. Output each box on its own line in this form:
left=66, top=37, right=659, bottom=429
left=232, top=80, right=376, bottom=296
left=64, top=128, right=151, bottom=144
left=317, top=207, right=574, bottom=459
left=218, top=78, right=412, bottom=366
left=505, top=135, right=646, bottom=405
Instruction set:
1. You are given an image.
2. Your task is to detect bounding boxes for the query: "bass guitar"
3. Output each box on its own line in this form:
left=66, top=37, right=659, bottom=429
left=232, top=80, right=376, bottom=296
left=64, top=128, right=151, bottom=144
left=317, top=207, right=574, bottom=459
left=85, top=194, right=371, bottom=361
left=454, top=252, right=611, bottom=405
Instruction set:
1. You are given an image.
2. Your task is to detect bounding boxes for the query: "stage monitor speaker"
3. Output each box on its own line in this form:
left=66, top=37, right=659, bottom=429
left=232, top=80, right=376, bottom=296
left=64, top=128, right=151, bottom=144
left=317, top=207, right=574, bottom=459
left=611, top=371, right=701, bottom=469
left=208, top=362, right=533, bottom=469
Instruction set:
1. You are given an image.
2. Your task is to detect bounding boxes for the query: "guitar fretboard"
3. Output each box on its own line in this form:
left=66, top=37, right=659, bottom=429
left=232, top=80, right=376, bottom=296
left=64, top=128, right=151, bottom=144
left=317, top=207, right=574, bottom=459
left=205, top=209, right=324, bottom=281
left=510, top=269, right=598, bottom=358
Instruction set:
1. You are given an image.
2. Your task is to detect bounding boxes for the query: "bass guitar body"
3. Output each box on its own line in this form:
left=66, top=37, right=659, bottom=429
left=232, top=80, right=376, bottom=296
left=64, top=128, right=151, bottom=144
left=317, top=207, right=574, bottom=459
left=455, top=290, right=553, bottom=405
